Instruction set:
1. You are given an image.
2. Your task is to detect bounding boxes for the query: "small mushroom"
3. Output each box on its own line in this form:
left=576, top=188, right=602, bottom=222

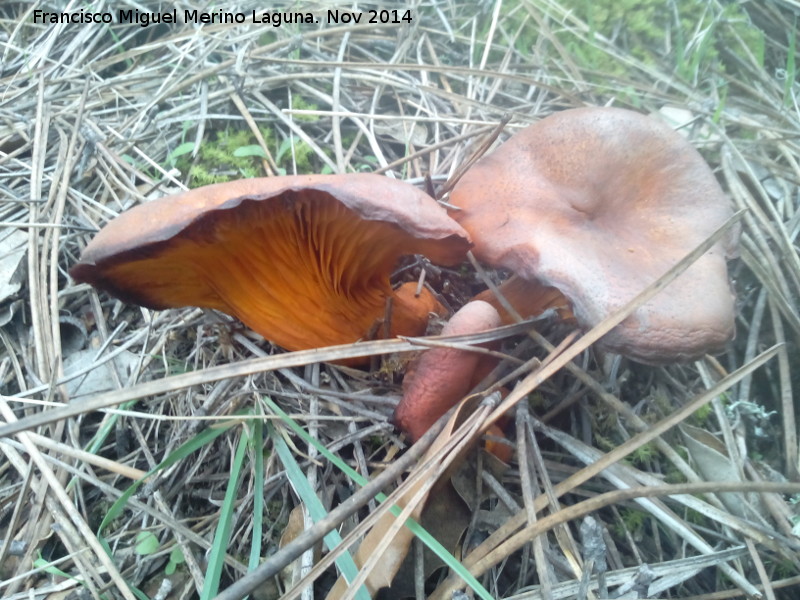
left=393, top=300, right=502, bottom=441
left=450, top=107, right=739, bottom=363
left=71, top=174, right=471, bottom=357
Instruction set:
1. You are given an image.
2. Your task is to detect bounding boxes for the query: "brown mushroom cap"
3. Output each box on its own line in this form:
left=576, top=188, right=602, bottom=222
left=71, top=174, right=471, bottom=354
left=450, top=107, right=739, bottom=363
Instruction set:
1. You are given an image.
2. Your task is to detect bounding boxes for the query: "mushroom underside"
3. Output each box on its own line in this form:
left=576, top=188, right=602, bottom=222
left=72, top=191, right=451, bottom=351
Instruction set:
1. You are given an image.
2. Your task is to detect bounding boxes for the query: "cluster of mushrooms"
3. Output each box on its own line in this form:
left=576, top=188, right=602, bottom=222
left=72, top=107, right=739, bottom=443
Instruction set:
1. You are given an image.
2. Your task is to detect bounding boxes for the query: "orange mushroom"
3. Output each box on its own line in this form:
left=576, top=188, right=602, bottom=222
left=449, top=107, right=739, bottom=363
left=393, top=300, right=502, bottom=441
left=71, top=174, right=471, bottom=357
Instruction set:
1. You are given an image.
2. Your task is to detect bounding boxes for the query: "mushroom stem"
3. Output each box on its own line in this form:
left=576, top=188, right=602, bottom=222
left=393, top=300, right=502, bottom=442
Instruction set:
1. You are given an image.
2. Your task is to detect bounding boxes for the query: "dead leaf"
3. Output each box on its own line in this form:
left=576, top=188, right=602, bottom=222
left=63, top=346, right=140, bottom=397
left=383, top=481, right=471, bottom=598
left=680, top=424, right=764, bottom=519
left=374, top=120, right=429, bottom=147
left=450, top=450, right=514, bottom=535
left=279, top=504, right=310, bottom=591
left=0, top=229, right=27, bottom=302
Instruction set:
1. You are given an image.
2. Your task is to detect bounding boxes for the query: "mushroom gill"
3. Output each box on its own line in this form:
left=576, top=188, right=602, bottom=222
left=71, top=175, right=471, bottom=355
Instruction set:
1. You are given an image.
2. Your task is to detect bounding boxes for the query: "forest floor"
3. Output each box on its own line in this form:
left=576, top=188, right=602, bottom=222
left=1, top=1, right=799, bottom=599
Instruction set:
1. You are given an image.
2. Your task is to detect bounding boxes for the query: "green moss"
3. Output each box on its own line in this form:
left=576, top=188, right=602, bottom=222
left=172, top=121, right=329, bottom=187
left=684, top=505, right=710, bottom=527
left=614, top=507, right=647, bottom=538
left=528, top=392, right=549, bottom=411
left=481, top=0, right=764, bottom=91
left=662, top=445, right=689, bottom=484
left=774, top=555, right=800, bottom=579
left=627, top=442, right=656, bottom=467
left=275, top=135, right=316, bottom=174
left=290, top=94, right=321, bottom=122
left=258, top=31, right=278, bottom=46
left=594, top=433, right=616, bottom=454
left=571, top=0, right=666, bottom=71
left=691, top=401, right=714, bottom=426
left=555, top=0, right=765, bottom=83
left=173, top=128, right=267, bottom=186
left=662, top=465, right=687, bottom=485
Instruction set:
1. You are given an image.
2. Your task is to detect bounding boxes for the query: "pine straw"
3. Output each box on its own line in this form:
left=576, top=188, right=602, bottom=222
left=1, top=1, right=799, bottom=599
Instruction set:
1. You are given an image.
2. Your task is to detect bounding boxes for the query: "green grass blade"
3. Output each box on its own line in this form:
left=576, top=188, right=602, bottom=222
left=98, top=420, right=237, bottom=534
left=263, top=397, right=492, bottom=600
left=201, top=430, right=250, bottom=600
left=247, top=419, right=265, bottom=586
left=784, top=20, right=797, bottom=107
left=269, top=422, right=370, bottom=600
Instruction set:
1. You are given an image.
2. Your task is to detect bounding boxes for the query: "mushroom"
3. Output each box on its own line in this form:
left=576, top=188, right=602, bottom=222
left=71, top=174, right=471, bottom=357
left=449, top=107, right=739, bottom=364
left=393, top=300, right=502, bottom=442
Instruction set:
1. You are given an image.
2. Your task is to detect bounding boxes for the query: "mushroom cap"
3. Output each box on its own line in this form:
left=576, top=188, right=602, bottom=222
left=72, top=174, right=471, bottom=353
left=450, top=107, right=739, bottom=363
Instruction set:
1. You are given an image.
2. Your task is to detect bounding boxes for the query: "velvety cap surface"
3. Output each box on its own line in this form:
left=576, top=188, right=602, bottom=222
left=450, top=107, right=738, bottom=362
